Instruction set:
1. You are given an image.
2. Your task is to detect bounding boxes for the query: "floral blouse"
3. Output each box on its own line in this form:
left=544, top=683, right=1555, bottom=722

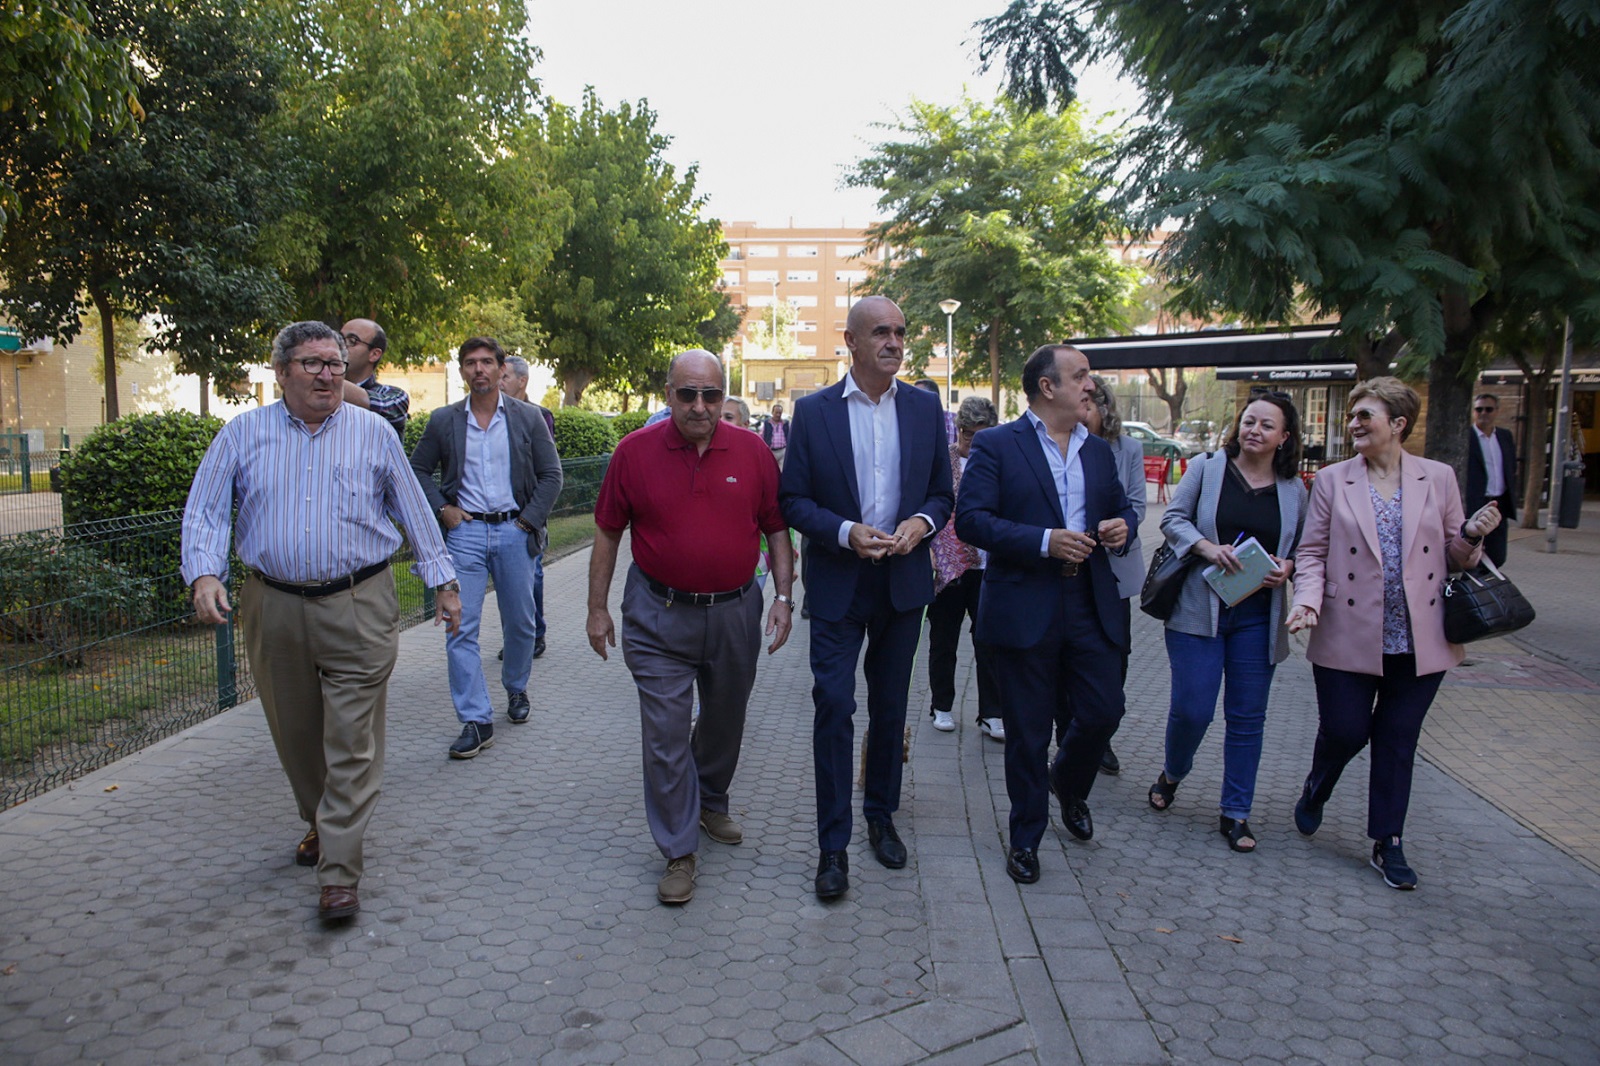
left=1370, top=483, right=1413, bottom=654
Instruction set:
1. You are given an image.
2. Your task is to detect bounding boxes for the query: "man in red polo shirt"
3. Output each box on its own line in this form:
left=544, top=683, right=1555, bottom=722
left=587, top=349, right=795, bottom=905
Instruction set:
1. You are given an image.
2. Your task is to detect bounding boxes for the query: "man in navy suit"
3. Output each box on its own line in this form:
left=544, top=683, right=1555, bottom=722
left=1465, top=393, right=1518, bottom=566
left=956, top=345, right=1135, bottom=885
left=780, top=296, right=955, bottom=901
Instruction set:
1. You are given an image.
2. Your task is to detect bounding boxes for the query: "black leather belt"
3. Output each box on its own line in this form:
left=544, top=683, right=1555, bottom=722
left=256, top=560, right=388, bottom=599
left=466, top=510, right=517, bottom=523
left=644, top=574, right=755, bottom=606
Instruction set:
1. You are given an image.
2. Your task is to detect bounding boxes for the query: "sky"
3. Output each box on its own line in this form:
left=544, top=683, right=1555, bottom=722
left=523, top=0, right=1141, bottom=229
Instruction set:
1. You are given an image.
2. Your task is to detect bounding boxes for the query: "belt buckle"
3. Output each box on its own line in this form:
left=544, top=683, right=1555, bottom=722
left=1060, top=561, right=1080, bottom=578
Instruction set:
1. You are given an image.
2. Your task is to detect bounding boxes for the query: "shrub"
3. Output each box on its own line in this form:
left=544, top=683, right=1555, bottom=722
left=403, top=414, right=428, bottom=457
left=0, top=531, right=158, bottom=665
left=551, top=407, right=617, bottom=458
left=611, top=410, right=651, bottom=438
left=58, top=411, right=224, bottom=525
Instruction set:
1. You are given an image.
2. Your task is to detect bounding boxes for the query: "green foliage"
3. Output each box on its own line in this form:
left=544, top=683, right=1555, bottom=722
left=848, top=95, right=1138, bottom=401
left=745, top=300, right=801, bottom=359
left=0, top=531, right=157, bottom=665
left=58, top=411, right=222, bottom=525
left=265, top=0, right=568, bottom=362
left=0, top=0, right=140, bottom=234
left=611, top=410, right=651, bottom=438
left=551, top=407, right=618, bottom=459
left=521, top=90, right=729, bottom=405
left=403, top=414, right=428, bottom=458
left=0, top=0, right=292, bottom=417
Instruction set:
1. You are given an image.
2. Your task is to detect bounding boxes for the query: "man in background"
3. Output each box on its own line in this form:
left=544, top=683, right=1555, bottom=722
left=339, top=318, right=409, bottom=439
left=501, top=354, right=558, bottom=659
left=1466, top=392, right=1518, bottom=566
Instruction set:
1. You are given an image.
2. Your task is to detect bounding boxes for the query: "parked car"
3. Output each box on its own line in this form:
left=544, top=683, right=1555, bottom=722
left=1175, top=419, right=1219, bottom=454
left=1122, top=421, right=1189, bottom=462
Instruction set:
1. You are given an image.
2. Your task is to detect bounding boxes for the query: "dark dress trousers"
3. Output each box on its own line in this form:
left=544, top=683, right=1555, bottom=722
left=780, top=380, right=954, bottom=850
left=956, top=417, right=1136, bottom=851
left=1465, top=425, right=1517, bottom=567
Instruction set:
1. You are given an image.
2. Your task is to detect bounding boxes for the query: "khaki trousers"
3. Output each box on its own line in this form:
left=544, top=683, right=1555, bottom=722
left=240, top=570, right=398, bottom=887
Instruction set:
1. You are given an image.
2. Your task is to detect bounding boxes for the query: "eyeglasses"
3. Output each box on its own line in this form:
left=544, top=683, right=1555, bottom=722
left=1348, top=409, right=1389, bottom=423
left=673, top=386, right=725, bottom=405
left=1474, top=406, right=1496, bottom=413
left=292, top=357, right=348, bottom=375
left=342, top=333, right=372, bottom=350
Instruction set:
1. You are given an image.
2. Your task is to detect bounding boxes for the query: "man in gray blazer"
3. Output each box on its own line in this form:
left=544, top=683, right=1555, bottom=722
left=411, top=337, right=564, bottom=758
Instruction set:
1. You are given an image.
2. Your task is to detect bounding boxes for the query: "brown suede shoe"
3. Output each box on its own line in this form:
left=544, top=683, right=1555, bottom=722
left=318, top=885, right=359, bottom=920
left=295, top=827, right=320, bottom=867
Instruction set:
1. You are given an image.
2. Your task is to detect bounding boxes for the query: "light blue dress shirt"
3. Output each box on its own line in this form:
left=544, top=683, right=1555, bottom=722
left=457, top=396, right=518, bottom=514
left=1025, top=409, right=1088, bottom=557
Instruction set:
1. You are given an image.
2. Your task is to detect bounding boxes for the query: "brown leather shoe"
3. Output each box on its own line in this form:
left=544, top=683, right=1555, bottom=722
left=318, top=885, right=359, bottom=920
left=295, top=827, right=320, bottom=867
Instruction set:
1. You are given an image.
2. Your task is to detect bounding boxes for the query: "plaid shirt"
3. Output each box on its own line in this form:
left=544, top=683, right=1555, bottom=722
left=357, top=376, right=409, bottom=439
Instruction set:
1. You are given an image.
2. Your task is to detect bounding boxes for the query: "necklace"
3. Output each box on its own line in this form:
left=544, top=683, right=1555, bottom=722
left=1369, top=457, right=1399, bottom=481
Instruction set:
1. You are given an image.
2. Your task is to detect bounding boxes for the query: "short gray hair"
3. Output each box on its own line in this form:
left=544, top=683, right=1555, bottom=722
left=956, top=396, right=998, bottom=430
left=272, top=321, right=345, bottom=368
left=504, top=354, right=531, bottom=381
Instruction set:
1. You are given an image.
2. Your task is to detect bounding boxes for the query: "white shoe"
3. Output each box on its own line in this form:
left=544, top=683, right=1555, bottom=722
left=979, top=718, right=1006, bottom=741
left=931, top=709, right=956, bottom=732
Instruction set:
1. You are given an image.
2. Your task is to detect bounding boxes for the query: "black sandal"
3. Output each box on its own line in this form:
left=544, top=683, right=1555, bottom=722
left=1220, top=816, right=1257, bottom=853
left=1148, top=773, right=1179, bottom=811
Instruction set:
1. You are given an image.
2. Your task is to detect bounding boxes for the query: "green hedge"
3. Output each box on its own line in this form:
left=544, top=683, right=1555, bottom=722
left=552, top=407, right=618, bottom=458
left=611, top=410, right=651, bottom=439
left=58, top=411, right=223, bottom=525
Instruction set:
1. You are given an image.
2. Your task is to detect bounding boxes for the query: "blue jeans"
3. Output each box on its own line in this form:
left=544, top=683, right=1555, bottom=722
left=1162, top=594, right=1276, bottom=820
left=533, top=551, right=546, bottom=641
left=445, top=521, right=538, bottom=724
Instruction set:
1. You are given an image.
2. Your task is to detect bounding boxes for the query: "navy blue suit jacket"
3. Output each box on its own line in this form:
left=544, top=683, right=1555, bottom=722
left=955, top=416, right=1136, bottom=652
left=779, top=380, right=954, bottom=622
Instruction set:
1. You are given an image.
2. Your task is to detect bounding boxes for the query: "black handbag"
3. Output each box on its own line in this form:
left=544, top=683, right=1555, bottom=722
left=1139, top=542, right=1197, bottom=620
left=1441, top=559, right=1536, bottom=644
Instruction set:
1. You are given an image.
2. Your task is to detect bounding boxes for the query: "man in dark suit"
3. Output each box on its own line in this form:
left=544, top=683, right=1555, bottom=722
left=1466, top=392, right=1517, bottom=566
left=780, top=296, right=955, bottom=901
left=411, top=337, right=563, bottom=758
left=955, top=344, right=1135, bottom=885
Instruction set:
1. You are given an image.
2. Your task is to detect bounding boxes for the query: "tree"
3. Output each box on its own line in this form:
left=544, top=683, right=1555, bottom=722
left=521, top=90, right=729, bottom=406
left=262, top=0, right=567, bottom=362
left=975, top=0, right=1600, bottom=476
left=847, top=95, right=1139, bottom=404
left=0, top=0, right=292, bottom=420
left=745, top=298, right=801, bottom=359
left=0, top=0, right=141, bottom=234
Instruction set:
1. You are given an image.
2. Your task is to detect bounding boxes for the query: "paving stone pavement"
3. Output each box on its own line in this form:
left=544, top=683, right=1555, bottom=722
left=2, top=502, right=1598, bottom=1065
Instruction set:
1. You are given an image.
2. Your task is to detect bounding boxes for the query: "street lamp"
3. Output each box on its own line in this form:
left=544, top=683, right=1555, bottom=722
left=938, top=299, right=961, bottom=409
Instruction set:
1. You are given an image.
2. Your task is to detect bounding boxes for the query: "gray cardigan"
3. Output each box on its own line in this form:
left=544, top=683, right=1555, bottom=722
left=1107, top=433, right=1147, bottom=598
left=1158, top=451, right=1308, bottom=663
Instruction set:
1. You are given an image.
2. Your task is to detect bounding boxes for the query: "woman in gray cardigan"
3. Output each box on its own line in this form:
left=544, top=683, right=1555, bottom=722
left=1148, top=392, right=1308, bottom=852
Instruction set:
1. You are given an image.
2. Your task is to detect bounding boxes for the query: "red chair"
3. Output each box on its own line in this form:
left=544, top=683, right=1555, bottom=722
left=1144, top=455, right=1172, bottom=504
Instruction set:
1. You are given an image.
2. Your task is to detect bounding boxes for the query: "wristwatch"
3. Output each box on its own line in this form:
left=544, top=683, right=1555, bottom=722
left=436, top=580, right=461, bottom=593
left=773, top=594, right=795, bottom=607
left=1460, top=523, right=1483, bottom=546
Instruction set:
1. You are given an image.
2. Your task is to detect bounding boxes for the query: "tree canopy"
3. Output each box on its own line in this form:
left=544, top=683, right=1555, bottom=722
left=848, top=95, right=1138, bottom=404
left=520, top=90, right=729, bottom=406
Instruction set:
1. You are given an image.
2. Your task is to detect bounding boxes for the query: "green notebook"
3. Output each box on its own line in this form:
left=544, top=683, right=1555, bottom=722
left=1201, top=536, right=1277, bottom=606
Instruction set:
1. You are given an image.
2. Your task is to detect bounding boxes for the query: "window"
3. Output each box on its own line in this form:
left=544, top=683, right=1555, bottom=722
left=726, top=247, right=744, bottom=260
left=833, top=346, right=849, bottom=358
left=787, top=295, right=817, bottom=307
left=834, top=244, right=864, bottom=258
left=795, top=321, right=817, bottom=332
left=720, top=271, right=741, bottom=287
left=787, top=245, right=819, bottom=257
left=748, top=295, right=776, bottom=308
left=834, top=270, right=868, bottom=284
left=747, top=244, right=778, bottom=258
left=834, top=294, right=864, bottom=309
left=754, top=381, right=776, bottom=400
left=786, top=270, right=817, bottom=282
left=748, top=269, right=778, bottom=283
left=796, top=344, right=817, bottom=357
left=833, top=320, right=847, bottom=332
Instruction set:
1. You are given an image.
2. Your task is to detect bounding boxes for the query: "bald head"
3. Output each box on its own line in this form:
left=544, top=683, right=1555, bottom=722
left=845, top=295, right=899, bottom=336
left=666, top=349, right=723, bottom=387
left=339, top=317, right=387, bottom=382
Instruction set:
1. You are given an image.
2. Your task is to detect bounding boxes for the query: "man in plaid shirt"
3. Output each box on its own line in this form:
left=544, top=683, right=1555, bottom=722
left=340, top=317, right=410, bottom=439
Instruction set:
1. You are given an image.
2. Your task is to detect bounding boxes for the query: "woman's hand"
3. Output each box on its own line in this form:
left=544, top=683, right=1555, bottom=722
left=1464, top=500, right=1502, bottom=540
left=1287, top=604, right=1318, bottom=633
left=1198, top=539, right=1242, bottom=574
left=1261, top=555, right=1294, bottom=590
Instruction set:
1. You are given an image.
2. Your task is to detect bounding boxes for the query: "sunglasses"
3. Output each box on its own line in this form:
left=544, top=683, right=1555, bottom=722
left=674, top=386, right=725, bottom=404
left=1474, top=406, right=1496, bottom=413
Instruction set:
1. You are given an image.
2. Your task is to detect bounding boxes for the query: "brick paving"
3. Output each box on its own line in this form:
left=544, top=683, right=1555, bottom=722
left=2, top=499, right=1598, bottom=1064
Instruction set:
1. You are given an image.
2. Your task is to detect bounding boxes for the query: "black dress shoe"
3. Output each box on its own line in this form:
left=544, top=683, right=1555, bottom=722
left=507, top=691, right=530, bottom=724
left=533, top=637, right=547, bottom=659
left=867, top=820, right=907, bottom=868
left=1099, top=745, right=1121, bottom=775
left=1006, top=848, right=1040, bottom=884
left=815, top=850, right=849, bottom=900
left=1062, top=795, right=1094, bottom=841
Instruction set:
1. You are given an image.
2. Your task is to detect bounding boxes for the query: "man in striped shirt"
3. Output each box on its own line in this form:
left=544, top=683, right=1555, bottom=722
left=182, top=320, right=461, bottom=923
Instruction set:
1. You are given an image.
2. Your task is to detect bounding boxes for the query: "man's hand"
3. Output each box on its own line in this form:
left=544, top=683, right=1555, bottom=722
left=1048, top=529, right=1097, bottom=564
left=765, top=602, right=792, bottom=653
left=434, top=589, right=462, bottom=635
left=1287, top=605, right=1319, bottom=633
left=1261, top=556, right=1295, bottom=590
left=848, top=522, right=895, bottom=560
left=587, top=606, right=616, bottom=660
left=888, top=516, right=934, bottom=556
left=1096, top=518, right=1128, bottom=552
left=439, top=504, right=470, bottom=531
left=191, top=575, right=231, bottom=625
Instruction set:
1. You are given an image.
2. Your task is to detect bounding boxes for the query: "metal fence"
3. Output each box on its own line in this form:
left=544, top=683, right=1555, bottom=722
left=0, top=453, right=608, bottom=809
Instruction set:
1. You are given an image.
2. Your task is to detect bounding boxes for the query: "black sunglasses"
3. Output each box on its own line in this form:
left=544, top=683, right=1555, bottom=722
left=674, top=386, right=725, bottom=404
left=1474, top=406, right=1495, bottom=413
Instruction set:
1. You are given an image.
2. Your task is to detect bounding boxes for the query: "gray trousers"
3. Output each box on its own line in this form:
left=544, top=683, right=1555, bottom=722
left=620, top=564, right=762, bottom=859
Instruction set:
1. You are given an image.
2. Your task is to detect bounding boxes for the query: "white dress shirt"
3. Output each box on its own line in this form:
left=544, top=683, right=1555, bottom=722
left=1025, top=409, right=1088, bottom=557
left=1475, top=425, right=1505, bottom=498
left=458, top=396, right=518, bottom=513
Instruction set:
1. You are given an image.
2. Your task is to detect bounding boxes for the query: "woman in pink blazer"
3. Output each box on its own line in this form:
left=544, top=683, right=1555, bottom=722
left=1287, top=377, right=1501, bottom=890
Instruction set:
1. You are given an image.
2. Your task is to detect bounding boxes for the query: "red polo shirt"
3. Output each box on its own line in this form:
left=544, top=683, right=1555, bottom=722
left=595, top=419, right=786, bottom=593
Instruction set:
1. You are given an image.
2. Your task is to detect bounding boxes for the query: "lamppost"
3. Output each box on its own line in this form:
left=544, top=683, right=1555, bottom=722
left=938, top=299, right=961, bottom=409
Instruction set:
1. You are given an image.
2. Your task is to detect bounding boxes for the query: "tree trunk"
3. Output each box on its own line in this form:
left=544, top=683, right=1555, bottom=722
left=1512, top=337, right=1561, bottom=529
left=198, top=371, right=211, bottom=417
left=1351, top=327, right=1405, bottom=380
left=988, top=322, right=1002, bottom=407
left=91, top=287, right=120, bottom=422
left=1427, top=284, right=1485, bottom=486
left=1145, top=367, right=1187, bottom=431
left=562, top=367, right=595, bottom=407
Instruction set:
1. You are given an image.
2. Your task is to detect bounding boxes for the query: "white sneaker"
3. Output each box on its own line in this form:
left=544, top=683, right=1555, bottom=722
left=931, top=709, right=956, bottom=732
left=979, top=718, right=1006, bottom=741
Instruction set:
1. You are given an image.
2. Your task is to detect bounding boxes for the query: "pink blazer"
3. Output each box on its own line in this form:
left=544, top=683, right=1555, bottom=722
left=1292, top=454, right=1483, bottom=677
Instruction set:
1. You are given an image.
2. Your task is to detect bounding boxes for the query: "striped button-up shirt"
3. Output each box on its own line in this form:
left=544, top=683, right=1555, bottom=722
left=181, top=401, right=454, bottom=588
